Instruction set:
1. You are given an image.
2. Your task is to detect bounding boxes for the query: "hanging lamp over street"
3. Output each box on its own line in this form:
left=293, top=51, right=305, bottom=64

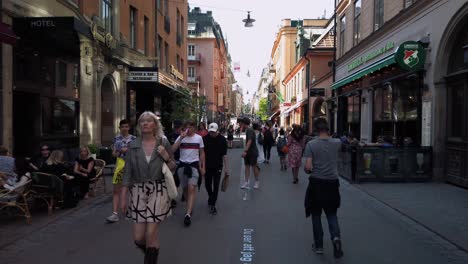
left=243, top=11, right=255, bottom=27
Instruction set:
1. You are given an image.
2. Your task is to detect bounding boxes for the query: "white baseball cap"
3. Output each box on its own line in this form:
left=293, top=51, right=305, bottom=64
left=208, top=123, right=219, bottom=132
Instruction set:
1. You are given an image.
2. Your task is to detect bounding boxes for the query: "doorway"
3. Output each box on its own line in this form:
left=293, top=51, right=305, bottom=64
left=101, top=76, right=115, bottom=146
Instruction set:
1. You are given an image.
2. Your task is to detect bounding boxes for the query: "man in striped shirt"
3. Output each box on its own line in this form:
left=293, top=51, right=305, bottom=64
left=172, top=121, right=206, bottom=226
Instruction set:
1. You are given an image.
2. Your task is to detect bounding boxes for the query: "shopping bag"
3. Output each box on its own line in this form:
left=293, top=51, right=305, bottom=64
left=221, top=174, right=229, bottom=192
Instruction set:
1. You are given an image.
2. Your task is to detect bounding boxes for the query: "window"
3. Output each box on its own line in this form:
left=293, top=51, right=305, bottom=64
left=181, top=16, right=185, bottom=40
left=157, top=0, right=162, bottom=11
left=130, top=7, right=137, bottom=49
left=404, top=0, right=417, bottom=8
left=188, top=22, right=196, bottom=35
left=144, top=16, right=149, bottom=55
left=164, top=0, right=169, bottom=17
left=56, top=61, right=67, bottom=87
left=101, top=0, right=112, bottom=32
left=177, top=9, right=180, bottom=36
left=354, top=0, right=361, bottom=45
left=188, top=66, right=195, bottom=78
left=164, top=42, right=169, bottom=72
left=450, top=83, right=464, bottom=137
left=41, top=98, right=78, bottom=135
left=176, top=54, right=180, bottom=71
left=188, top=45, right=195, bottom=56
left=347, top=95, right=360, bottom=123
left=340, top=16, right=346, bottom=56
left=374, top=0, right=384, bottom=31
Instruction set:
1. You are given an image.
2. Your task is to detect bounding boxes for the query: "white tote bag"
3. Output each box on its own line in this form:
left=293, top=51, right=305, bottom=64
left=162, top=163, right=178, bottom=200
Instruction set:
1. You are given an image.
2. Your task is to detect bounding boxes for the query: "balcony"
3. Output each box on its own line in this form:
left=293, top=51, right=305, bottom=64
left=188, top=76, right=200, bottom=83
left=188, top=53, right=201, bottom=63
left=164, top=16, right=170, bottom=34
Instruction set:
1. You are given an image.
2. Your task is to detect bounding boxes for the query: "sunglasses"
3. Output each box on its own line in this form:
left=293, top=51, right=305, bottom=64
left=41, top=148, right=49, bottom=151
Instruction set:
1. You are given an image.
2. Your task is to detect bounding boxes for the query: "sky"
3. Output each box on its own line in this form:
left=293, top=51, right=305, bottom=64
left=188, top=0, right=335, bottom=103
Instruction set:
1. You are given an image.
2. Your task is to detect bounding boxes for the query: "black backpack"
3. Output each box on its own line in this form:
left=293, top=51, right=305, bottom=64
left=257, top=133, right=264, bottom=145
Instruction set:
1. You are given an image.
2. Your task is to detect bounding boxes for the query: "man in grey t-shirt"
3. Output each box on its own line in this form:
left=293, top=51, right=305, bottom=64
left=303, top=118, right=344, bottom=258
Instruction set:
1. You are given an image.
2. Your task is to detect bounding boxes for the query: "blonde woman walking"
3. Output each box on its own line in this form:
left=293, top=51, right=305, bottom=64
left=120, top=111, right=174, bottom=263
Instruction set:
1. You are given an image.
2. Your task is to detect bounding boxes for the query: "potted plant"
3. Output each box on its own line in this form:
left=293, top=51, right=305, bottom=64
left=88, top=144, right=99, bottom=159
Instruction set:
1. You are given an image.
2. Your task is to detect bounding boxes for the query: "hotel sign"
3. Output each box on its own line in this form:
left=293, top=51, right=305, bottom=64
left=347, top=42, right=395, bottom=72
left=128, top=71, right=158, bottom=82
left=170, top=65, right=184, bottom=81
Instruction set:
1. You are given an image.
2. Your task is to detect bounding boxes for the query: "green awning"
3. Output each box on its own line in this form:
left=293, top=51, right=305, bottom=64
left=332, top=54, right=396, bottom=90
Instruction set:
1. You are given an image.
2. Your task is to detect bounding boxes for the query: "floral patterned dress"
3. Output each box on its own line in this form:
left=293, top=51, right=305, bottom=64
left=287, top=135, right=304, bottom=168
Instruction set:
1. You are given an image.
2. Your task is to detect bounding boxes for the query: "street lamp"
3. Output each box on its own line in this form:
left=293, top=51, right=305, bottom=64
left=243, top=11, right=255, bottom=27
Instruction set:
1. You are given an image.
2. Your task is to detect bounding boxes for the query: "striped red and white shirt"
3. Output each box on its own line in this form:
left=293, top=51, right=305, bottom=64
left=177, top=134, right=204, bottom=163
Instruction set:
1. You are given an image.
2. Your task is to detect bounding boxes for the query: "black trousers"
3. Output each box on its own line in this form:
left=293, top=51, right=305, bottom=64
left=205, top=167, right=222, bottom=206
left=263, top=143, right=273, bottom=161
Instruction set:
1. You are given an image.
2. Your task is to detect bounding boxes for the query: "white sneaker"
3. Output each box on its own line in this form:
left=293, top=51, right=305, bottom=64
left=106, top=212, right=119, bottom=223
left=253, top=181, right=260, bottom=189
left=241, top=181, right=249, bottom=189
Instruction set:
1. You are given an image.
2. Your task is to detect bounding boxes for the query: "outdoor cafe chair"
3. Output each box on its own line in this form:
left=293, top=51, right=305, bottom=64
left=89, top=159, right=106, bottom=197
left=0, top=175, right=33, bottom=224
left=30, top=172, right=64, bottom=215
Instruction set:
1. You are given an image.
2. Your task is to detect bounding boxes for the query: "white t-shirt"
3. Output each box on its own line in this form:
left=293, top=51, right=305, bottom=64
left=178, top=134, right=204, bottom=163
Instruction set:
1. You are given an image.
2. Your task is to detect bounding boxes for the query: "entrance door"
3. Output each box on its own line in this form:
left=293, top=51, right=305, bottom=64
left=101, top=77, right=115, bottom=146
left=13, top=92, right=41, bottom=157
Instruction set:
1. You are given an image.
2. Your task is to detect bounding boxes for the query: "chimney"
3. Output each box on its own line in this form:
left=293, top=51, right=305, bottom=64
left=193, top=7, right=201, bottom=13
left=207, top=11, right=212, bottom=16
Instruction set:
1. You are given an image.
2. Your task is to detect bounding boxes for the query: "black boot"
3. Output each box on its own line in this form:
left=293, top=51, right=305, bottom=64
left=135, top=241, right=146, bottom=254
left=144, top=247, right=159, bottom=264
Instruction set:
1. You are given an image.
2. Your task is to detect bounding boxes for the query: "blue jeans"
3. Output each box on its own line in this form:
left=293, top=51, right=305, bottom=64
left=311, top=208, right=341, bottom=248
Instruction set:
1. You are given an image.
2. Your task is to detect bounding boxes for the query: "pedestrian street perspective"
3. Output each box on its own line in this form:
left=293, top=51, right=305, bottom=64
left=1, top=0, right=468, bottom=263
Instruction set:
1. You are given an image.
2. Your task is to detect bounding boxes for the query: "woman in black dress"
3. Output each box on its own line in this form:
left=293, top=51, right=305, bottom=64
left=227, top=125, right=234, bottom=148
left=74, top=147, right=96, bottom=199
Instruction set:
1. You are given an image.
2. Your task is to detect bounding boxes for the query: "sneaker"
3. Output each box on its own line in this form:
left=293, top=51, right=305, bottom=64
left=241, top=181, right=249, bottom=189
left=253, top=181, right=260, bottom=189
left=332, top=238, right=344, bottom=258
left=211, top=206, right=217, bottom=215
left=312, top=244, right=323, bottom=255
left=106, top=212, right=119, bottom=223
left=184, top=214, right=192, bottom=226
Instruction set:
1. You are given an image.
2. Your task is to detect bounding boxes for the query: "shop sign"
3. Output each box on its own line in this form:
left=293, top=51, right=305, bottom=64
left=395, top=41, right=426, bottom=71
left=91, top=22, right=117, bottom=49
left=309, top=88, right=325, bottom=97
left=128, top=71, right=158, bottom=82
left=158, top=72, right=176, bottom=88
left=170, top=65, right=184, bottom=81
left=347, top=42, right=394, bottom=72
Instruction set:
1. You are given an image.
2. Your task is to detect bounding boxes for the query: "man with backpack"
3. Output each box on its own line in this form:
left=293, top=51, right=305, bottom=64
left=276, top=128, right=288, bottom=170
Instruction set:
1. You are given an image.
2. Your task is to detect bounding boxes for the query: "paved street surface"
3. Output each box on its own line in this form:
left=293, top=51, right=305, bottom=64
left=2, top=148, right=468, bottom=264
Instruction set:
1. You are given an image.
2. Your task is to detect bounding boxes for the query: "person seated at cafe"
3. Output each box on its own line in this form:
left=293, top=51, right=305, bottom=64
left=29, top=144, right=51, bottom=171
left=0, top=146, right=16, bottom=184
left=41, top=150, right=80, bottom=207
left=73, top=147, right=96, bottom=199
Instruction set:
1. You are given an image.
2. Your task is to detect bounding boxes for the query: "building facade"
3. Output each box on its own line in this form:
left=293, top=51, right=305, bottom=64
left=333, top=0, right=468, bottom=186
left=1, top=0, right=188, bottom=156
left=187, top=7, right=232, bottom=123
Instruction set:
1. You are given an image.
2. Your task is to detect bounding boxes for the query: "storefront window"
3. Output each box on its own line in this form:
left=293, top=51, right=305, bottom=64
left=374, top=86, right=393, bottom=121
left=347, top=95, right=360, bottom=123
left=394, top=79, right=419, bottom=121
left=41, top=97, right=78, bottom=135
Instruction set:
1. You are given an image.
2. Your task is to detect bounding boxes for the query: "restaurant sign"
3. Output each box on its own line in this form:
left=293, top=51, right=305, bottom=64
left=395, top=41, right=426, bottom=71
left=128, top=71, right=158, bottom=82
left=347, top=42, right=395, bottom=72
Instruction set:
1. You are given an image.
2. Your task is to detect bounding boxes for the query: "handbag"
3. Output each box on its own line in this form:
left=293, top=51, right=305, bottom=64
left=281, top=145, right=289, bottom=154
left=162, top=163, right=178, bottom=200
left=221, top=173, right=229, bottom=192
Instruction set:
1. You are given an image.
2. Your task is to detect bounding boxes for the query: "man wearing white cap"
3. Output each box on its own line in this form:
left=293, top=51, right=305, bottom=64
left=202, top=122, right=229, bottom=215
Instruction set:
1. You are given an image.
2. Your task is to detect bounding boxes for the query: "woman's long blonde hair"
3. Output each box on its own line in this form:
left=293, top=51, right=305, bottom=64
left=46, top=150, right=64, bottom=165
left=137, top=111, right=165, bottom=139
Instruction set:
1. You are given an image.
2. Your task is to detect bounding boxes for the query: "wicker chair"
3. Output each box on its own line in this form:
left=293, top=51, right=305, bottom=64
left=30, top=172, right=64, bottom=215
left=0, top=176, right=32, bottom=224
left=89, top=159, right=106, bottom=197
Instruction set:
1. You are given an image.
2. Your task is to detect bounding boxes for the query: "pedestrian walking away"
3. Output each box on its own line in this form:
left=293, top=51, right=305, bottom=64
left=120, top=111, right=175, bottom=263
left=276, top=128, right=288, bottom=170
left=227, top=125, right=234, bottom=148
left=172, top=121, right=206, bottom=226
left=203, top=123, right=229, bottom=215
left=106, top=119, right=136, bottom=223
left=262, top=124, right=274, bottom=164
left=304, top=118, right=344, bottom=259
left=240, top=117, right=260, bottom=189
left=287, top=124, right=305, bottom=184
